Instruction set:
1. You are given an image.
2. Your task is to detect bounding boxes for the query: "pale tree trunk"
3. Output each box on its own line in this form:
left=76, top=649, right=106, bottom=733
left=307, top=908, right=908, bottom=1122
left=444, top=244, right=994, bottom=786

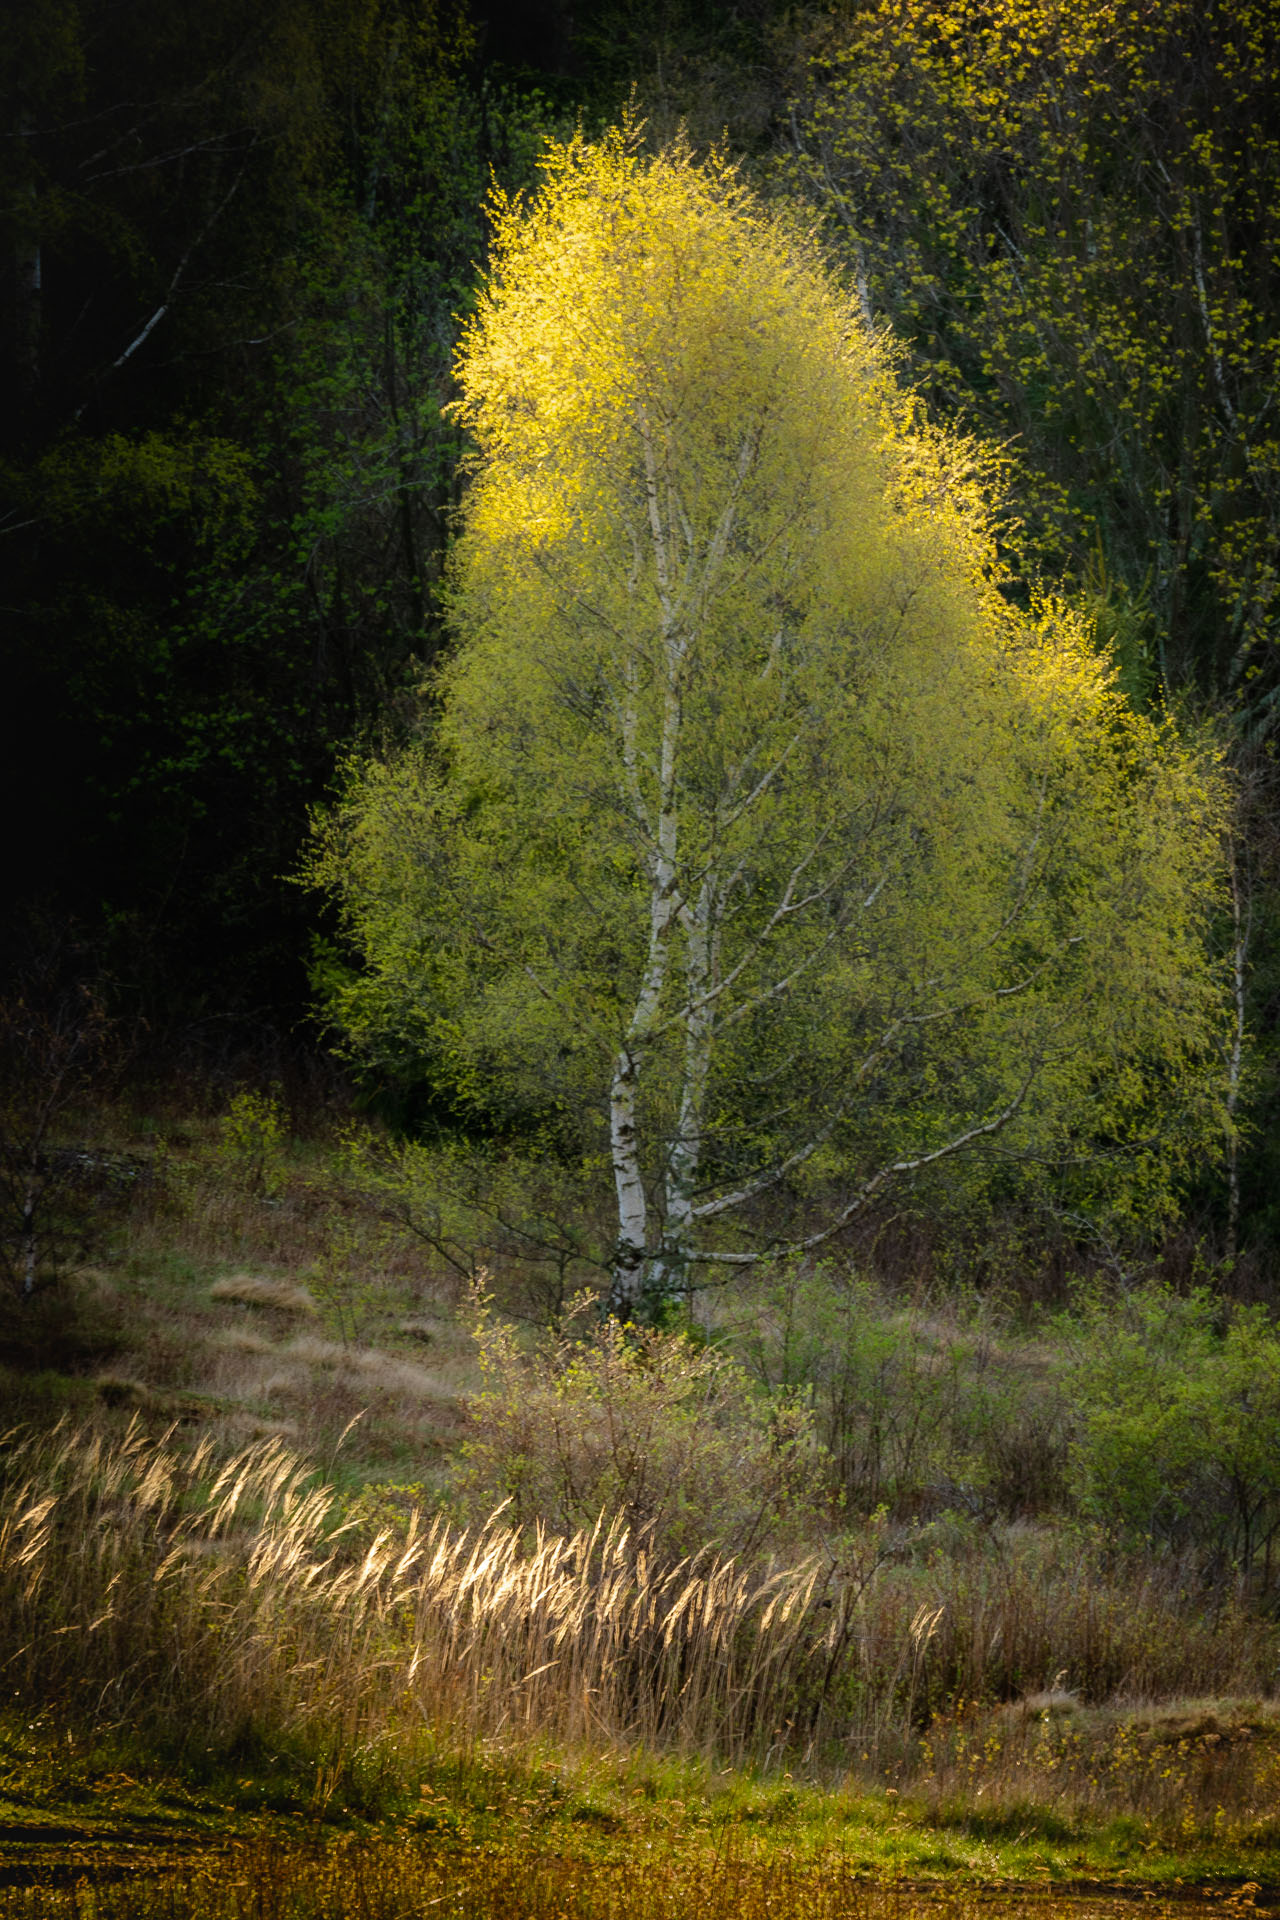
left=607, top=417, right=684, bottom=1316
left=21, top=1168, right=39, bottom=1299
left=14, top=232, right=40, bottom=395
left=1225, top=841, right=1248, bottom=1265
left=607, top=415, right=755, bottom=1318
left=609, top=1044, right=650, bottom=1312
left=13, top=114, right=40, bottom=397
left=606, top=685, right=681, bottom=1315
left=651, top=878, right=716, bottom=1308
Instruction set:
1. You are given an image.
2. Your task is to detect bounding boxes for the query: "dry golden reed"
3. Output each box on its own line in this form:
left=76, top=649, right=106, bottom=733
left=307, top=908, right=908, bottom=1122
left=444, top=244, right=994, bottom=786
left=0, top=1421, right=1272, bottom=1776
left=0, top=1418, right=846, bottom=1762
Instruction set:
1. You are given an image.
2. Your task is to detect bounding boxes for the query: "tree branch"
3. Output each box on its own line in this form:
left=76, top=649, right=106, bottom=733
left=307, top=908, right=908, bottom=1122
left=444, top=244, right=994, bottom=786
left=688, top=1062, right=1043, bottom=1264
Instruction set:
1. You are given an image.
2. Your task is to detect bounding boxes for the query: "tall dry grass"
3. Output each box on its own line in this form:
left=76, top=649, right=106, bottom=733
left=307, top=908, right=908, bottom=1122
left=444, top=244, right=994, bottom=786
left=0, top=1421, right=1273, bottom=1784
left=912, top=1695, right=1280, bottom=1838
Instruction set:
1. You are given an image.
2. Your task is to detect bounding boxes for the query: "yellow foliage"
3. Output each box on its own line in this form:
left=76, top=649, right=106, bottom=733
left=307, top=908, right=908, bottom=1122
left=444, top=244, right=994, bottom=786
left=783, top=0, right=1280, bottom=706
left=310, top=131, right=1230, bottom=1304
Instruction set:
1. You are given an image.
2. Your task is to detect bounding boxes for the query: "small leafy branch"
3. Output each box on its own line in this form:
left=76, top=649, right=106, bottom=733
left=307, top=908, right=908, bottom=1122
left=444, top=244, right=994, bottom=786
left=216, top=1087, right=289, bottom=1197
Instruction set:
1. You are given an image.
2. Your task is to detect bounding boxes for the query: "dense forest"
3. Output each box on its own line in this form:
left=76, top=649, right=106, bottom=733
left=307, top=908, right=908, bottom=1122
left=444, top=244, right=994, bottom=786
left=4, top=0, right=1278, bottom=1276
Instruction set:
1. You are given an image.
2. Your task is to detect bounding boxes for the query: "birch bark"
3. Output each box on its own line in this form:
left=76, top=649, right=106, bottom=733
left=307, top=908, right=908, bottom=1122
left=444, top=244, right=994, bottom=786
left=607, top=411, right=686, bottom=1317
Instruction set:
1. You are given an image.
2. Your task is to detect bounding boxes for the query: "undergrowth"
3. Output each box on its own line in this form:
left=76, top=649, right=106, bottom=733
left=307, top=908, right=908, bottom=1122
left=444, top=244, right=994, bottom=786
left=2, top=1417, right=1277, bottom=1834
left=4, top=1833, right=1263, bottom=1920
left=4, top=1095, right=1280, bottom=1901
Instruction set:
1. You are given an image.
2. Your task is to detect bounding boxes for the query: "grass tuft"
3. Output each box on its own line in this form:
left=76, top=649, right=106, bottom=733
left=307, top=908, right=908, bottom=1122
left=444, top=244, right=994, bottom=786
left=210, top=1275, right=318, bottom=1314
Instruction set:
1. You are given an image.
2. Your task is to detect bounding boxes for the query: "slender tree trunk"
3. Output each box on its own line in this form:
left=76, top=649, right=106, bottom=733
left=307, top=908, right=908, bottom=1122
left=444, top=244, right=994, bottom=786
left=1225, top=841, right=1248, bottom=1264
left=652, top=879, right=716, bottom=1309
left=21, top=1175, right=38, bottom=1298
left=607, top=667, right=682, bottom=1318
left=14, top=234, right=40, bottom=393
left=385, top=309, right=427, bottom=635
left=608, top=1043, right=649, bottom=1314
left=607, top=411, right=690, bottom=1319
left=13, top=114, right=40, bottom=400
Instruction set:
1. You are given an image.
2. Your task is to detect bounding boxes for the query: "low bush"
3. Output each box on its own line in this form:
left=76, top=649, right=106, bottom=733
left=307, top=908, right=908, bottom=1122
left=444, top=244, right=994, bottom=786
left=217, top=1089, right=290, bottom=1197
left=1066, top=1283, right=1280, bottom=1586
left=734, top=1268, right=1069, bottom=1520
left=457, top=1297, right=829, bottom=1560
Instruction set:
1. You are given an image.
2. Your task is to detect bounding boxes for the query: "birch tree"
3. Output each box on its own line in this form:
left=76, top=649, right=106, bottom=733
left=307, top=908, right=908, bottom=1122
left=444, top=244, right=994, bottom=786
left=310, top=131, right=1229, bottom=1321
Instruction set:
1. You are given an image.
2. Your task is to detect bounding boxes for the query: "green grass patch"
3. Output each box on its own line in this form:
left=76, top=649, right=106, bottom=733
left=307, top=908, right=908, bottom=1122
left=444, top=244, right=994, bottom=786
left=3, top=1713, right=1279, bottom=1914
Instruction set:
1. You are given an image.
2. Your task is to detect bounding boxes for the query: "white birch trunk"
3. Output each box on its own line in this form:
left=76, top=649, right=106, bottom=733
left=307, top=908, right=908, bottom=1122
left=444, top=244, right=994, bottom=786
left=20, top=1167, right=38, bottom=1298
left=652, top=879, right=716, bottom=1304
left=608, top=422, right=684, bottom=1315
left=607, top=691, right=681, bottom=1314
left=14, top=115, right=40, bottom=395
left=607, top=417, right=755, bottom=1316
left=1225, top=844, right=1248, bottom=1264
left=608, top=1043, right=649, bottom=1311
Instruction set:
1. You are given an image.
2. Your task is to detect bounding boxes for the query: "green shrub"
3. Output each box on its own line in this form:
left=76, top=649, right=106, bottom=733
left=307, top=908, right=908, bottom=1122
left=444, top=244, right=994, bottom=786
left=340, top=1129, right=609, bottom=1322
left=1066, top=1283, right=1280, bottom=1584
left=457, top=1294, right=830, bottom=1560
left=217, top=1089, right=288, bottom=1196
left=735, top=1268, right=1068, bottom=1520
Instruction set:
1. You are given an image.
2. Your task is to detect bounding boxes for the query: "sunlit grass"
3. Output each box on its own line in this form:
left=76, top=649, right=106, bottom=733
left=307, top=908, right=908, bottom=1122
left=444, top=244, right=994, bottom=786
left=4, top=1418, right=1275, bottom=1799
left=1, top=1813, right=1274, bottom=1919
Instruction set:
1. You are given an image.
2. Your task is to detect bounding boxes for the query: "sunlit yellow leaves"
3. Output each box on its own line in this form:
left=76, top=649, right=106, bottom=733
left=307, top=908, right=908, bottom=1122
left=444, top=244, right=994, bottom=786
left=310, top=132, right=1231, bottom=1258
left=782, top=0, right=1280, bottom=710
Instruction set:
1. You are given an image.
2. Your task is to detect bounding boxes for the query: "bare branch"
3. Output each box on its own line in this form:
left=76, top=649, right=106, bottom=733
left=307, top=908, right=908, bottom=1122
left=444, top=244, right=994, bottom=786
left=81, top=145, right=255, bottom=404
left=688, top=1062, right=1043, bottom=1265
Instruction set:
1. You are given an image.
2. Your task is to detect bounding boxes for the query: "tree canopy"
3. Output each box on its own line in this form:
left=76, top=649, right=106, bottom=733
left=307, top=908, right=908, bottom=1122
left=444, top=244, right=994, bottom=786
left=781, top=0, right=1280, bottom=724
left=5, top=0, right=1275, bottom=1276
left=0, top=0, right=548, bottom=1011
left=310, top=133, right=1229, bottom=1319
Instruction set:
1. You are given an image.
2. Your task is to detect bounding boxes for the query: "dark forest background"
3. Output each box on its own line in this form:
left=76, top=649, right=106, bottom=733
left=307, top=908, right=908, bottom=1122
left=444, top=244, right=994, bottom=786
left=3, top=0, right=1278, bottom=1270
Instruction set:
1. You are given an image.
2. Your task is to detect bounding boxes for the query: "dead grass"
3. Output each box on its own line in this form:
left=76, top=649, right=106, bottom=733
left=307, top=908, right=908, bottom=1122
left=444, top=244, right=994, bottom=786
left=209, top=1274, right=318, bottom=1314
left=2, top=1420, right=1275, bottom=1809
left=909, top=1693, right=1280, bottom=1841
left=30, top=1108, right=481, bottom=1483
